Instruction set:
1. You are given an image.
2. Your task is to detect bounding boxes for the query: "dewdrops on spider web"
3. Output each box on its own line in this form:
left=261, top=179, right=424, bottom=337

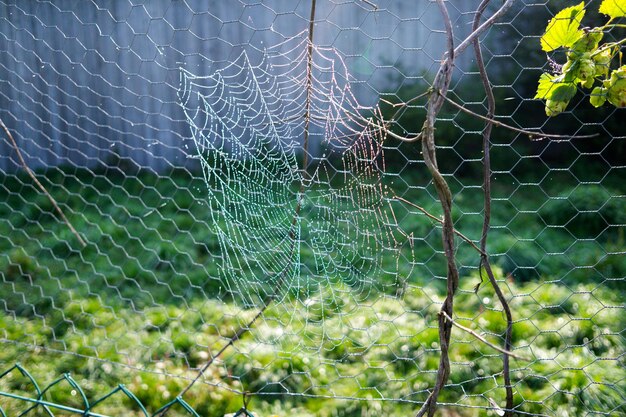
left=178, top=31, right=412, bottom=311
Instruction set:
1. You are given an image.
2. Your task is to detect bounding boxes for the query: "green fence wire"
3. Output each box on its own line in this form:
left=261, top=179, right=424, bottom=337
left=0, top=364, right=263, bottom=417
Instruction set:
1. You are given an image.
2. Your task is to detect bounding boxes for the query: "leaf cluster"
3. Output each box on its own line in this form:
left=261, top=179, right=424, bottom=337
left=536, top=0, right=626, bottom=115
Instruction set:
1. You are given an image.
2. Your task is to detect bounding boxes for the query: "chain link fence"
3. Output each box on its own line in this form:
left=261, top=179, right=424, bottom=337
left=1, top=1, right=624, bottom=416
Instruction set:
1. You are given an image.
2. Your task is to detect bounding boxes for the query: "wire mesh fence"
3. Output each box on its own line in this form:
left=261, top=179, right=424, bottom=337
left=0, top=1, right=624, bottom=416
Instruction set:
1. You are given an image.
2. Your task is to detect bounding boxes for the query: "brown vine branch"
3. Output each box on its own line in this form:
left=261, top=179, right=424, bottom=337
left=471, top=0, right=515, bottom=413
left=359, top=0, right=378, bottom=11
left=440, top=94, right=599, bottom=140
left=454, top=0, right=515, bottom=57
left=155, top=296, right=273, bottom=417
left=0, top=117, right=86, bottom=248
left=301, top=0, right=316, bottom=185
left=269, top=102, right=579, bottom=146
left=308, top=95, right=597, bottom=142
left=411, top=1, right=521, bottom=415
left=390, top=0, right=515, bottom=120
left=174, top=296, right=273, bottom=402
left=378, top=91, right=597, bottom=143
left=414, top=1, right=457, bottom=416
left=393, top=195, right=485, bottom=256
left=439, top=311, right=530, bottom=361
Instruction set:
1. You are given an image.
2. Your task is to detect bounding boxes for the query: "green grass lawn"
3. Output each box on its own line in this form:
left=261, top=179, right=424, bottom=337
left=0, top=166, right=624, bottom=416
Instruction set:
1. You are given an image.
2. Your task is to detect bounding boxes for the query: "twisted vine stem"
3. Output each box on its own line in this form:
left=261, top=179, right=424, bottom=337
left=407, top=1, right=516, bottom=416
left=472, top=0, right=514, bottom=414
left=414, top=2, right=457, bottom=416
left=0, top=116, right=86, bottom=247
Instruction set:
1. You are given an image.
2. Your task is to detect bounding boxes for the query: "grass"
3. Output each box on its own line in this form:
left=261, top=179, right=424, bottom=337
left=1, top=277, right=624, bottom=416
left=0, top=165, right=624, bottom=416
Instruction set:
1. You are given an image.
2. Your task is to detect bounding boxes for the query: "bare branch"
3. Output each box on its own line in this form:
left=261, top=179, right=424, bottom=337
left=441, top=94, right=599, bottom=140
left=155, top=296, right=273, bottom=417
left=0, top=117, right=87, bottom=248
left=440, top=311, right=530, bottom=361
left=386, top=130, right=422, bottom=142
left=390, top=0, right=515, bottom=120
left=454, top=0, right=515, bottom=56
left=471, top=1, right=515, bottom=413
left=393, top=195, right=485, bottom=256
left=388, top=90, right=431, bottom=126
left=301, top=0, right=317, bottom=182
left=178, top=297, right=272, bottom=399
left=359, top=0, right=378, bottom=11
left=415, top=1, right=457, bottom=416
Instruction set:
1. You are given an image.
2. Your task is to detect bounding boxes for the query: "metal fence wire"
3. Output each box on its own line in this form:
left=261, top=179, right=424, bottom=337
left=0, top=1, right=624, bottom=416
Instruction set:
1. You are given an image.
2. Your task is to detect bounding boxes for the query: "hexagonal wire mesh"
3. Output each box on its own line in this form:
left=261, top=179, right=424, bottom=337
left=0, top=1, right=624, bottom=416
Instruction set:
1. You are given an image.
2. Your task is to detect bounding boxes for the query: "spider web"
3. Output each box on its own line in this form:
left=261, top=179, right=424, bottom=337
left=178, top=32, right=411, bottom=307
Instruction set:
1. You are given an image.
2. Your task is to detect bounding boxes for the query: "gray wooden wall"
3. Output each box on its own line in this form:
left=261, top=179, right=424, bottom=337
left=0, top=0, right=474, bottom=173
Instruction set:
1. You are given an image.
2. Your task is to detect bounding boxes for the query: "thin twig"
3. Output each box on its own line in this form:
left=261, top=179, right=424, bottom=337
left=0, top=117, right=86, bottom=247
left=388, top=90, right=431, bottom=126
left=384, top=129, right=422, bottom=142
left=389, top=0, right=515, bottom=120
left=270, top=110, right=424, bottom=142
left=175, top=297, right=273, bottom=400
left=473, top=0, right=497, bottom=270
left=393, top=195, right=485, bottom=256
left=299, top=89, right=596, bottom=143
left=440, top=311, right=530, bottom=361
left=441, top=94, right=599, bottom=140
left=454, top=0, right=515, bottom=57
left=334, top=107, right=423, bottom=142
left=288, top=0, right=317, bottom=231
left=375, top=90, right=597, bottom=143
left=301, top=0, right=317, bottom=184
left=154, top=297, right=273, bottom=417
left=472, top=1, right=515, bottom=413
left=359, top=0, right=378, bottom=11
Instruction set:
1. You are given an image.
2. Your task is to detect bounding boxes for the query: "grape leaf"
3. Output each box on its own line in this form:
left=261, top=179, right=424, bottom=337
left=551, top=83, right=577, bottom=101
left=599, top=0, right=626, bottom=18
left=535, top=73, right=576, bottom=100
left=540, top=2, right=586, bottom=52
left=536, top=73, right=557, bottom=99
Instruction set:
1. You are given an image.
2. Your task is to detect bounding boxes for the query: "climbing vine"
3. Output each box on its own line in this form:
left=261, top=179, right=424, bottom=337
left=536, top=0, right=626, bottom=115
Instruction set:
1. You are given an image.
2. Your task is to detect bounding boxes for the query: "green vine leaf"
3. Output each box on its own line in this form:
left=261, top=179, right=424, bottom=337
left=599, top=0, right=626, bottom=18
left=537, top=0, right=626, bottom=114
left=540, top=1, right=586, bottom=52
left=535, top=73, right=576, bottom=100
